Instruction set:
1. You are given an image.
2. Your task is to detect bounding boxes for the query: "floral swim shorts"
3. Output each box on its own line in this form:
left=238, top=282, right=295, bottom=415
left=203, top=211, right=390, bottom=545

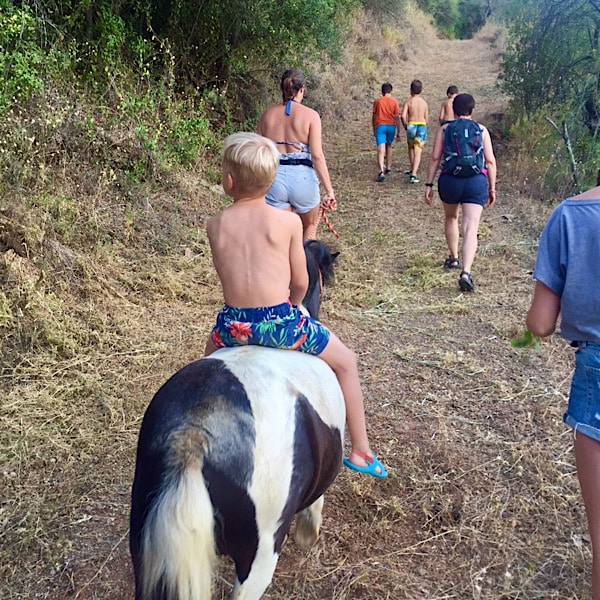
left=210, top=302, right=331, bottom=355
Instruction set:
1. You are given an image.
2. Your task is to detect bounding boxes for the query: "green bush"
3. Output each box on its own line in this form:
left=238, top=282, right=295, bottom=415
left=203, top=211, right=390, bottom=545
left=456, top=0, right=487, bottom=39
left=500, top=0, right=600, bottom=193
left=166, top=114, right=214, bottom=167
left=0, top=4, right=46, bottom=112
left=414, top=0, right=487, bottom=39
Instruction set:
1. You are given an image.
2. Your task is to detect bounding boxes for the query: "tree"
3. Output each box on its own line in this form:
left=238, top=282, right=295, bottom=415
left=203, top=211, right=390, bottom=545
left=499, top=0, right=600, bottom=191
left=143, top=0, right=357, bottom=90
left=1, top=0, right=357, bottom=97
left=500, top=0, right=600, bottom=115
left=414, top=0, right=487, bottom=39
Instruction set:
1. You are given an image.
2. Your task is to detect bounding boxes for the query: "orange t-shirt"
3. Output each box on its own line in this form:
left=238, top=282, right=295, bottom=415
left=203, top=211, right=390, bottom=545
left=372, top=96, right=401, bottom=129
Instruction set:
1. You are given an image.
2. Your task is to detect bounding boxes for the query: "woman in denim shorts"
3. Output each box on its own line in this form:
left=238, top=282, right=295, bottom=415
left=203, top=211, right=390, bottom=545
left=527, top=185, right=600, bottom=599
left=258, top=69, right=336, bottom=240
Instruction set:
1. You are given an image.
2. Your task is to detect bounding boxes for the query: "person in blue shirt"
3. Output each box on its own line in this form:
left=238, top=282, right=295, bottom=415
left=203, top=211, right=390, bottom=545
left=526, top=184, right=600, bottom=600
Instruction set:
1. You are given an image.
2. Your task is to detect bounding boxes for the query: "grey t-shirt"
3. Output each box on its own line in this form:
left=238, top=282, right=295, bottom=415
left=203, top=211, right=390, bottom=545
left=533, top=198, right=600, bottom=344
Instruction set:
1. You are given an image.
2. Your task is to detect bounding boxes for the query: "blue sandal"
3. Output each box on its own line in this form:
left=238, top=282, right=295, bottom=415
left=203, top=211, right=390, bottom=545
left=343, top=451, right=388, bottom=479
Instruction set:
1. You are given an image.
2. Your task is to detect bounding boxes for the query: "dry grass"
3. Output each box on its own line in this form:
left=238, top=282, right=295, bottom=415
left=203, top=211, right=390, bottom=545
left=0, top=7, right=592, bottom=600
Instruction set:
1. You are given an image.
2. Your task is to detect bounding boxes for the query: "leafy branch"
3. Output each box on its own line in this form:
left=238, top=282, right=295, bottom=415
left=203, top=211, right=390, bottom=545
left=511, top=330, right=540, bottom=350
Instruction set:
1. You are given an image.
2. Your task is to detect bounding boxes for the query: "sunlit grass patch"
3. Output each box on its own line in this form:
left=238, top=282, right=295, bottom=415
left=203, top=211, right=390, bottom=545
left=396, top=256, right=450, bottom=291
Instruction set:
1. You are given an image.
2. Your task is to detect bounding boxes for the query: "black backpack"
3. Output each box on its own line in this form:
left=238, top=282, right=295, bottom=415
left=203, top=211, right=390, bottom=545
left=442, top=118, right=484, bottom=177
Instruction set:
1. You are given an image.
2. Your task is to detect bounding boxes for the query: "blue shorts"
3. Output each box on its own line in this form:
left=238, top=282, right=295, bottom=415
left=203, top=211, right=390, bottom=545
left=564, top=341, right=600, bottom=442
left=375, top=124, right=397, bottom=146
left=438, top=173, right=488, bottom=207
left=211, top=302, right=331, bottom=355
left=266, top=163, right=320, bottom=214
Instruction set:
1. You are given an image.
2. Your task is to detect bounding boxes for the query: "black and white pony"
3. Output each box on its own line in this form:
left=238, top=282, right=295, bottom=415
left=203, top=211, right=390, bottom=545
left=130, top=240, right=344, bottom=600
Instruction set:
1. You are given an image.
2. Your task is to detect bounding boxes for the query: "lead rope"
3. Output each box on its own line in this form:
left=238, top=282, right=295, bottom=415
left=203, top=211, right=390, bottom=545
left=318, top=198, right=340, bottom=238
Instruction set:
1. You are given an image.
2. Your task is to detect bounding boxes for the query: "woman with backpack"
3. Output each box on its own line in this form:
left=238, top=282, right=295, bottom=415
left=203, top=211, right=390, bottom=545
left=424, top=93, right=497, bottom=292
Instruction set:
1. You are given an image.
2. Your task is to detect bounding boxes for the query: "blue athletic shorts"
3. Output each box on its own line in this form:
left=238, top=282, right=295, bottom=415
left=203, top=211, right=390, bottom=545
left=211, top=302, right=331, bottom=355
left=266, top=164, right=320, bottom=214
left=438, top=173, right=488, bottom=207
left=564, top=341, right=600, bottom=442
left=375, top=124, right=397, bottom=146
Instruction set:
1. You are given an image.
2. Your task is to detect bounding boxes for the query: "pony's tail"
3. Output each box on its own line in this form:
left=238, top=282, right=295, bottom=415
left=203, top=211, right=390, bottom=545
left=140, top=465, right=216, bottom=600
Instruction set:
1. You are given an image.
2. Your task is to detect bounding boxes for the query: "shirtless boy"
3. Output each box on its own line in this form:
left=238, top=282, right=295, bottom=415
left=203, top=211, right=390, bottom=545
left=401, top=79, right=429, bottom=183
left=205, top=132, right=387, bottom=479
left=439, top=85, right=458, bottom=125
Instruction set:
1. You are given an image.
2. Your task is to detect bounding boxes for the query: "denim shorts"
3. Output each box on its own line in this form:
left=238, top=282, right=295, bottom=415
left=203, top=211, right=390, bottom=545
left=564, top=341, right=600, bottom=442
left=265, top=163, right=320, bottom=214
left=375, top=124, right=397, bottom=146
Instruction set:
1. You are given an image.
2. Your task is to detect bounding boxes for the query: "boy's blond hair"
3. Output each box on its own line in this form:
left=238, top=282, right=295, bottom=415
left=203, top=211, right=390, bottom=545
left=222, top=132, right=279, bottom=196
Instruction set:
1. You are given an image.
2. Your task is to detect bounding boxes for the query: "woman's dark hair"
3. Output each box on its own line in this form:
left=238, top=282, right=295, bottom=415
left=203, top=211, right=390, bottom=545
left=453, top=93, right=476, bottom=117
left=281, top=69, right=305, bottom=102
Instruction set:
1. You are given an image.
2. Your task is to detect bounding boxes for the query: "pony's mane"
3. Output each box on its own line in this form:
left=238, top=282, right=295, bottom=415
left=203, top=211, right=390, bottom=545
left=303, top=240, right=339, bottom=286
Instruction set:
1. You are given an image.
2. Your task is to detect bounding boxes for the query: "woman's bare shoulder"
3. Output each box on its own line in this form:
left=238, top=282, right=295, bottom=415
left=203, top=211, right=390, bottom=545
left=261, top=103, right=285, bottom=119
left=573, top=185, right=600, bottom=200
left=298, top=102, right=320, bottom=119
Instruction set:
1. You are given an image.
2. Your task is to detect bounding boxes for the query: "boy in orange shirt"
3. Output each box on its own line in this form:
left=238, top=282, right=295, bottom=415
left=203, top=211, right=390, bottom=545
left=372, top=82, right=401, bottom=182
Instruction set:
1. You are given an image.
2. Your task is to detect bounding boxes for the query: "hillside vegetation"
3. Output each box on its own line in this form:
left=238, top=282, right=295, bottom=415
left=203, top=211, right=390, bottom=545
left=1, top=4, right=594, bottom=600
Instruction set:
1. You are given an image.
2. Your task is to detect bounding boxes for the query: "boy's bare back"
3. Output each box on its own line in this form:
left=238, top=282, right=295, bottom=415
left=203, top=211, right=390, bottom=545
left=402, top=95, right=428, bottom=124
left=207, top=199, right=308, bottom=309
left=439, top=97, right=456, bottom=123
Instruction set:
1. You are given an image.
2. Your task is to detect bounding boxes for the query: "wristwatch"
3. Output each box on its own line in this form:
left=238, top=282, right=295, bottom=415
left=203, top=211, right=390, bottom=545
left=425, top=183, right=434, bottom=187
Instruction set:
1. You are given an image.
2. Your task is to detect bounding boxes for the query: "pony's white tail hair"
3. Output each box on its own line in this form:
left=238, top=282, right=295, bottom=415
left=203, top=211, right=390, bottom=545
left=141, top=467, right=216, bottom=600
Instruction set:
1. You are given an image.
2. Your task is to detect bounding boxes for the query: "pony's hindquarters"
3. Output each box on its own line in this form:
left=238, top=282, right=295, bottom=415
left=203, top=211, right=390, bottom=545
left=131, top=348, right=345, bottom=600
